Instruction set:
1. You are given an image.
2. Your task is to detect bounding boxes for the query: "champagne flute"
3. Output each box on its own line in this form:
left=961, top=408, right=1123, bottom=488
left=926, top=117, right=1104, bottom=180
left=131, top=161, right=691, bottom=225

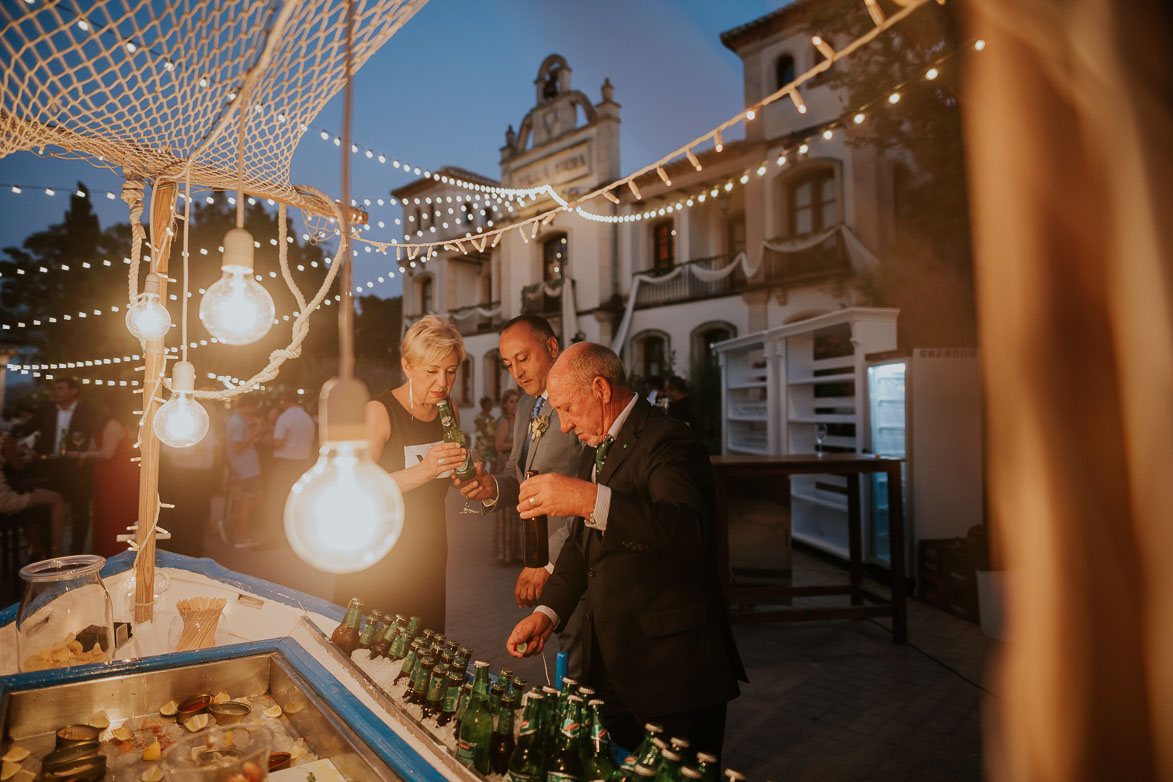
left=70, top=430, right=86, bottom=454
left=814, top=423, right=828, bottom=457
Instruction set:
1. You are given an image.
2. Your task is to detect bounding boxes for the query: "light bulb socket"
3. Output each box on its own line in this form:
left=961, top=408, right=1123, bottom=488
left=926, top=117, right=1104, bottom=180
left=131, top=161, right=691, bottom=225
left=320, top=377, right=370, bottom=443
left=171, top=361, right=196, bottom=392
left=222, top=227, right=255, bottom=272
left=143, top=272, right=162, bottom=295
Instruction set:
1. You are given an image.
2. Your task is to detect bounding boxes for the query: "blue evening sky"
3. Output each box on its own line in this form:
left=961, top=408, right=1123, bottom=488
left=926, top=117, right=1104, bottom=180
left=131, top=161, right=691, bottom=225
left=0, top=0, right=779, bottom=298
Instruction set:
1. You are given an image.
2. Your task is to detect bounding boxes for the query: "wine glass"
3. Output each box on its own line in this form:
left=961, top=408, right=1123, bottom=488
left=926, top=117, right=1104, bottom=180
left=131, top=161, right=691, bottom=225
left=813, top=423, right=828, bottom=457
left=459, top=448, right=479, bottom=514
left=70, top=430, right=87, bottom=454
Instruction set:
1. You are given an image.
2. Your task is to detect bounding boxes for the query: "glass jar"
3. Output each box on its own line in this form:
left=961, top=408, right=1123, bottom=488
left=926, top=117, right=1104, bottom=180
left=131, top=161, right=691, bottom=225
left=17, top=555, right=114, bottom=673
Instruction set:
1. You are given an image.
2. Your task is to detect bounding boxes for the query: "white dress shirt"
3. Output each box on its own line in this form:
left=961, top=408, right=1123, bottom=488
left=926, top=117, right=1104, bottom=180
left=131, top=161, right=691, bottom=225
left=54, top=402, right=77, bottom=451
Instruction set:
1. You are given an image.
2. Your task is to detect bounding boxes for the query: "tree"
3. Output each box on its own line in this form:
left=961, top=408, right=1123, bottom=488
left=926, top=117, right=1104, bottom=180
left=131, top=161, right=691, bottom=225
left=809, top=0, right=977, bottom=347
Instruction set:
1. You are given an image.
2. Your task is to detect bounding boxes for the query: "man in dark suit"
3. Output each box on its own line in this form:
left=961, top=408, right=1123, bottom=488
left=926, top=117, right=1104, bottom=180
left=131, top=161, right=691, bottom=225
left=33, top=376, right=98, bottom=553
left=457, top=315, right=589, bottom=676
left=506, top=342, right=746, bottom=757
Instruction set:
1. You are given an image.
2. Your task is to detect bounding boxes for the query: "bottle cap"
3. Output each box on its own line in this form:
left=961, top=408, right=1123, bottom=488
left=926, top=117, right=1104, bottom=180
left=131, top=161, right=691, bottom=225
left=671, top=737, right=690, bottom=748
left=634, top=765, right=657, bottom=778
left=682, top=768, right=703, bottom=780
left=588, top=698, right=605, bottom=707
left=645, top=722, right=664, bottom=734
left=474, top=660, right=489, bottom=668
left=662, top=749, right=682, bottom=761
left=652, top=737, right=668, bottom=750
left=696, top=752, right=718, bottom=764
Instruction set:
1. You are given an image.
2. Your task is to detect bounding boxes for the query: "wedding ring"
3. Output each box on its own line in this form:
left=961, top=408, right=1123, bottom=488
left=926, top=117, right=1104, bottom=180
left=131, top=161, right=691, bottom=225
left=439, top=458, right=444, bottom=465
left=529, top=497, right=536, bottom=506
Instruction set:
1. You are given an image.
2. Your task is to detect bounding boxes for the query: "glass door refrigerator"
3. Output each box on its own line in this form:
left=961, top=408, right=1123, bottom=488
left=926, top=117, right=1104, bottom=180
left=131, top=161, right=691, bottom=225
left=864, top=348, right=984, bottom=575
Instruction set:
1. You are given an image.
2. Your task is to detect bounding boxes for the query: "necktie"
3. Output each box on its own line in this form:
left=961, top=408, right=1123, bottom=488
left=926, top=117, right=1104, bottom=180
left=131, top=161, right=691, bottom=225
left=519, top=397, right=544, bottom=470
left=594, top=434, right=614, bottom=476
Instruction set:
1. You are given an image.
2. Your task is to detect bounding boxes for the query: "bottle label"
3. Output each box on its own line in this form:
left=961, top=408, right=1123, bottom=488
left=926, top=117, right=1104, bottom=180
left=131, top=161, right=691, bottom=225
left=518, top=719, right=538, bottom=736
left=456, top=740, right=478, bottom=765
left=443, top=685, right=461, bottom=712
left=559, top=722, right=580, bottom=738
left=427, top=676, right=445, bottom=702
left=546, top=773, right=579, bottom=782
left=507, top=772, right=537, bottom=782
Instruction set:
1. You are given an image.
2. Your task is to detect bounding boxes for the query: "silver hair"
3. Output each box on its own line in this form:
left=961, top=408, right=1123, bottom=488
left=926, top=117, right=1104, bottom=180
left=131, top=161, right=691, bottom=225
left=557, top=342, right=628, bottom=393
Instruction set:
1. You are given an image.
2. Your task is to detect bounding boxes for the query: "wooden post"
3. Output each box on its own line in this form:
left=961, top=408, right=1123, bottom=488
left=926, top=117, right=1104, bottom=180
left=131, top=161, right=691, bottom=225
left=134, top=182, right=177, bottom=625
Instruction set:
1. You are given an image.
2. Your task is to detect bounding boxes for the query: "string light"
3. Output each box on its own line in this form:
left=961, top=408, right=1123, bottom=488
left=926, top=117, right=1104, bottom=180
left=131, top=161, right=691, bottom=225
left=656, top=166, right=672, bottom=187
left=865, top=0, right=886, bottom=26
left=812, top=35, right=835, bottom=61
left=152, top=361, right=210, bottom=448
left=199, top=227, right=275, bottom=345
left=790, top=89, right=808, bottom=114
left=713, top=130, right=724, bottom=153
left=125, top=272, right=172, bottom=340
left=686, top=149, right=703, bottom=171
left=628, top=179, right=642, bottom=200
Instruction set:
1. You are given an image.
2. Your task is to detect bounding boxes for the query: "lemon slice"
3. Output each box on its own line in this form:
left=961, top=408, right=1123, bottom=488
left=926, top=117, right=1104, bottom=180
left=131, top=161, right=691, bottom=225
left=0, top=761, right=19, bottom=781
left=183, top=714, right=209, bottom=732
left=263, top=705, right=282, bottom=718
left=290, top=744, right=306, bottom=761
left=89, top=711, right=110, bottom=729
left=142, top=740, right=161, bottom=761
left=141, top=765, right=163, bottom=782
left=159, top=700, right=178, bottom=717
left=283, top=702, right=303, bottom=714
left=211, top=691, right=231, bottom=704
left=112, top=726, right=133, bottom=742
left=0, top=748, right=28, bottom=764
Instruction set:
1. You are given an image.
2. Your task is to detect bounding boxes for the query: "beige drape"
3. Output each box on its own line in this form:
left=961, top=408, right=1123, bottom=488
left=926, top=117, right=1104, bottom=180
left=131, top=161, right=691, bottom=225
left=964, top=0, right=1173, bottom=779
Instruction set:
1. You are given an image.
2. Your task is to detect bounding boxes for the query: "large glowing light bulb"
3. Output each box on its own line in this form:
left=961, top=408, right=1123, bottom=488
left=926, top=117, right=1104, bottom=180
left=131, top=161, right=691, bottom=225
left=153, top=361, right=210, bottom=448
left=199, top=227, right=275, bottom=345
left=285, top=378, right=404, bottom=573
left=125, top=272, right=172, bottom=340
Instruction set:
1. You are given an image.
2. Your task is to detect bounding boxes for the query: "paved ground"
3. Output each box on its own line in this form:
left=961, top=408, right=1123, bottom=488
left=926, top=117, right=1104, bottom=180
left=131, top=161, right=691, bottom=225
left=198, top=488, right=996, bottom=781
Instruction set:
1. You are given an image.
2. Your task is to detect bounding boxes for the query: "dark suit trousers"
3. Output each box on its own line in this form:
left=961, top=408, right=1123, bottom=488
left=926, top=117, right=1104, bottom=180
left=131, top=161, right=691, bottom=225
left=587, top=618, right=728, bottom=761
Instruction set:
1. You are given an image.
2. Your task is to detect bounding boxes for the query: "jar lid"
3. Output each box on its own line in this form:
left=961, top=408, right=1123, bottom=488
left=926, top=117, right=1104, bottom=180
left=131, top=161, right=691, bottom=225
left=20, top=555, right=106, bottom=583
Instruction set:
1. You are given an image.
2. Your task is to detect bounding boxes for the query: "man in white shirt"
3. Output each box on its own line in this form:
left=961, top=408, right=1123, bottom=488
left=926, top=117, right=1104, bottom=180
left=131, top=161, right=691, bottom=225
left=266, top=388, right=316, bottom=547
left=33, top=377, right=97, bottom=553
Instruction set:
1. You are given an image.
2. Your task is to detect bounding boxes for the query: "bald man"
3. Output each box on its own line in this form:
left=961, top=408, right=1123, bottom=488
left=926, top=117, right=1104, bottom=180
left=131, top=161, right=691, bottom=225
left=505, top=342, right=745, bottom=758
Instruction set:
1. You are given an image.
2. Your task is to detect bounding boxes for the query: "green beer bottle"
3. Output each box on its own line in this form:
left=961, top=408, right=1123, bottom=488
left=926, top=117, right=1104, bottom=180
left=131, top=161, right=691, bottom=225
left=424, top=662, right=448, bottom=718
left=457, top=661, right=494, bottom=774
left=436, top=400, right=476, bottom=480
left=394, top=639, right=421, bottom=687
left=370, top=615, right=401, bottom=659
left=357, top=611, right=380, bottom=651
left=653, top=748, right=684, bottom=782
left=490, top=680, right=506, bottom=714
left=330, top=598, right=363, bottom=656
left=506, top=692, right=545, bottom=782
left=669, top=737, right=691, bottom=765
left=634, top=764, right=658, bottom=779
left=694, top=752, right=719, bottom=782
left=622, top=724, right=665, bottom=772
left=546, top=694, right=586, bottom=782
left=409, top=655, right=434, bottom=706
left=490, top=692, right=518, bottom=774
left=437, top=669, right=464, bottom=727
left=582, top=699, right=617, bottom=781
left=453, top=682, right=473, bottom=739
left=406, top=615, right=423, bottom=637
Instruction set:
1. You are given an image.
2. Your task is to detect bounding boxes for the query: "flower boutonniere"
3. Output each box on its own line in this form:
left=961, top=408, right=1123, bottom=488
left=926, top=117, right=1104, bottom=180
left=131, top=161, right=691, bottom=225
left=529, top=413, right=551, bottom=442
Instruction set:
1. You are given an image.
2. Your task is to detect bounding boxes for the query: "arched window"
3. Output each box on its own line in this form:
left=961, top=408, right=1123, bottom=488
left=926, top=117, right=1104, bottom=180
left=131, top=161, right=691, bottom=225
left=789, top=168, right=838, bottom=236
left=634, top=331, right=670, bottom=379
left=691, top=321, right=736, bottom=368
left=419, top=276, right=433, bottom=314
left=652, top=220, right=675, bottom=271
left=543, top=234, right=567, bottom=284
left=463, top=202, right=474, bottom=225
left=412, top=207, right=421, bottom=226
left=483, top=350, right=503, bottom=404
left=483, top=204, right=495, bottom=224
left=775, top=54, right=796, bottom=89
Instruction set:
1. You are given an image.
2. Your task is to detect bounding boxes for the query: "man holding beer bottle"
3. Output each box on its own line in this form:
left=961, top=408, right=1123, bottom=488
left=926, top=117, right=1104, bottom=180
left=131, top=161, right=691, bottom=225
left=504, top=342, right=746, bottom=759
left=454, top=316, right=588, bottom=677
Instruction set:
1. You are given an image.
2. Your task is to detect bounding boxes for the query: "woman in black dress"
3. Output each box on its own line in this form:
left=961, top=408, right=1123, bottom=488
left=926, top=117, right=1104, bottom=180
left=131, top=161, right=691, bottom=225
left=332, top=316, right=467, bottom=633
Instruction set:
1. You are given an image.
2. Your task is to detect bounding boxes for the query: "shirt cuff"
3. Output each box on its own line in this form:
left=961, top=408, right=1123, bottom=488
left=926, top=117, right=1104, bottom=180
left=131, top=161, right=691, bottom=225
left=587, top=485, right=611, bottom=532
left=481, top=476, right=500, bottom=509
left=544, top=561, right=554, bottom=574
left=534, top=605, right=559, bottom=627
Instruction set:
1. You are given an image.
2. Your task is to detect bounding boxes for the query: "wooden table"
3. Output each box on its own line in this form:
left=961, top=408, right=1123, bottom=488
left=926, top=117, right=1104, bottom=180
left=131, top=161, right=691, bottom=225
left=711, top=453, right=907, bottom=644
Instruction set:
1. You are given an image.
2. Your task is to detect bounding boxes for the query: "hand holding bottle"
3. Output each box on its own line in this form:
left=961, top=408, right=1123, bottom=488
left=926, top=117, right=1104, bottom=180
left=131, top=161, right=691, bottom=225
left=422, top=442, right=466, bottom=478
left=518, top=472, right=597, bottom=519
left=453, top=461, right=495, bottom=501
left=506, top=611, right=554, bottom=658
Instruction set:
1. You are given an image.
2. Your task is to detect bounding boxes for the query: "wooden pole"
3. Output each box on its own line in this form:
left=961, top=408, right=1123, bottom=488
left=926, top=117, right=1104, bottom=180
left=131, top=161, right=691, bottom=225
left=134, top=181, right=177, bottom=625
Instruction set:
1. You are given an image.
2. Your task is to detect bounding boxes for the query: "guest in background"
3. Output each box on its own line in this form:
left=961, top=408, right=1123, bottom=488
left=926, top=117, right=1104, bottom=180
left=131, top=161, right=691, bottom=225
left=266, top=387, right=316, bottom=547
left=161, top=415, right=216, bottom=559
left=225, top=394, right=264, bottom=549
left=665, top=375, right=699, bottom=430
left=33, top=377, right=97, bottom=553
left=474, top=396, right=499, bottom=473
left=76, top=389, right=138, bottom=559
left=0, top=429, right=66, bottom=559
left=644, top=375, right=664, bottom=408
left=493, top=387, right=521, bottom=564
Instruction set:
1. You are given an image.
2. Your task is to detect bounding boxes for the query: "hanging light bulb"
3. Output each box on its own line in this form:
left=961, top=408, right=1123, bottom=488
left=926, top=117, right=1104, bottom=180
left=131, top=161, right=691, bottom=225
left=199, top=227, right=275, bottom=345
left=125, top=272, right=172, bottom=340
left=153, top=361, right=210, bottom=448
left=285, top=378, right=405, bottom=573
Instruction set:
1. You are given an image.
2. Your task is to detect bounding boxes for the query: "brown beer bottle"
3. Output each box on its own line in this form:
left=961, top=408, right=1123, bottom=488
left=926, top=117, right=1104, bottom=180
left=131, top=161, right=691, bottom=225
left=522, top=470, right=550, bottom=568
left=331, top=598, right=363, bottom=656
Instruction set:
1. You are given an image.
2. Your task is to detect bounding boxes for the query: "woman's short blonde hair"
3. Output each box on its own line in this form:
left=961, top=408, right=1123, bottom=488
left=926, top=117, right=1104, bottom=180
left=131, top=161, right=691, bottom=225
left=401, top=315, right=466, bottom=369
left=499, top=387, right=520, bottom=407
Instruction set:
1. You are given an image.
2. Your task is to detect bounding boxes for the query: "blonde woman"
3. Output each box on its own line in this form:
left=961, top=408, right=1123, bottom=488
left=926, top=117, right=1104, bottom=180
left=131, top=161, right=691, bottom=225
left=332, top=315, right=467, bottom=633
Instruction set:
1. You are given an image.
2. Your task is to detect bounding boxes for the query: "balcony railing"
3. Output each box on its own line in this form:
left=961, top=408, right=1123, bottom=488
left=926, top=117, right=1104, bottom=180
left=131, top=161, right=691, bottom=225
left=521, top=279, right=574, bottom=317
left=632, top=255, right=748, bottom=309
left=405, top=301, right=501, bottom=336
left=762, top=231, right=851, bottom=284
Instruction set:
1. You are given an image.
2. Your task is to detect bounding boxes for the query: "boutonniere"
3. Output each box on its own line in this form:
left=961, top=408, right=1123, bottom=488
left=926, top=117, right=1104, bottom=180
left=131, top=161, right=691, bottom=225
left=529, top=413, right=551, bottom=442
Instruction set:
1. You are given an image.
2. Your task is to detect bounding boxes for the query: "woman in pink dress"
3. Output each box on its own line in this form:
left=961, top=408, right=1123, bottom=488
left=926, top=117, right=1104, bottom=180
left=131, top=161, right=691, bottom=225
left=77, top=390, right=139, bottom=558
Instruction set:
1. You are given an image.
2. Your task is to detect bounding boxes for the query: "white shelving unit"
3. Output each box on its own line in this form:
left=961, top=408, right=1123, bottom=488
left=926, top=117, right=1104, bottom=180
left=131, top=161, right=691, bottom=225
left=716, top=308, right=899, bottom=559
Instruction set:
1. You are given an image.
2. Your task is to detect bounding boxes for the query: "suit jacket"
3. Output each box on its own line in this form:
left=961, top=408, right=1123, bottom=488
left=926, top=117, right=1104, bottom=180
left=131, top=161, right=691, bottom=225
left=33, top=401, right=99, bottom=455
left=541, top=397, right=747, bottom=717
left=489, top=393, right=587, bottom=562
